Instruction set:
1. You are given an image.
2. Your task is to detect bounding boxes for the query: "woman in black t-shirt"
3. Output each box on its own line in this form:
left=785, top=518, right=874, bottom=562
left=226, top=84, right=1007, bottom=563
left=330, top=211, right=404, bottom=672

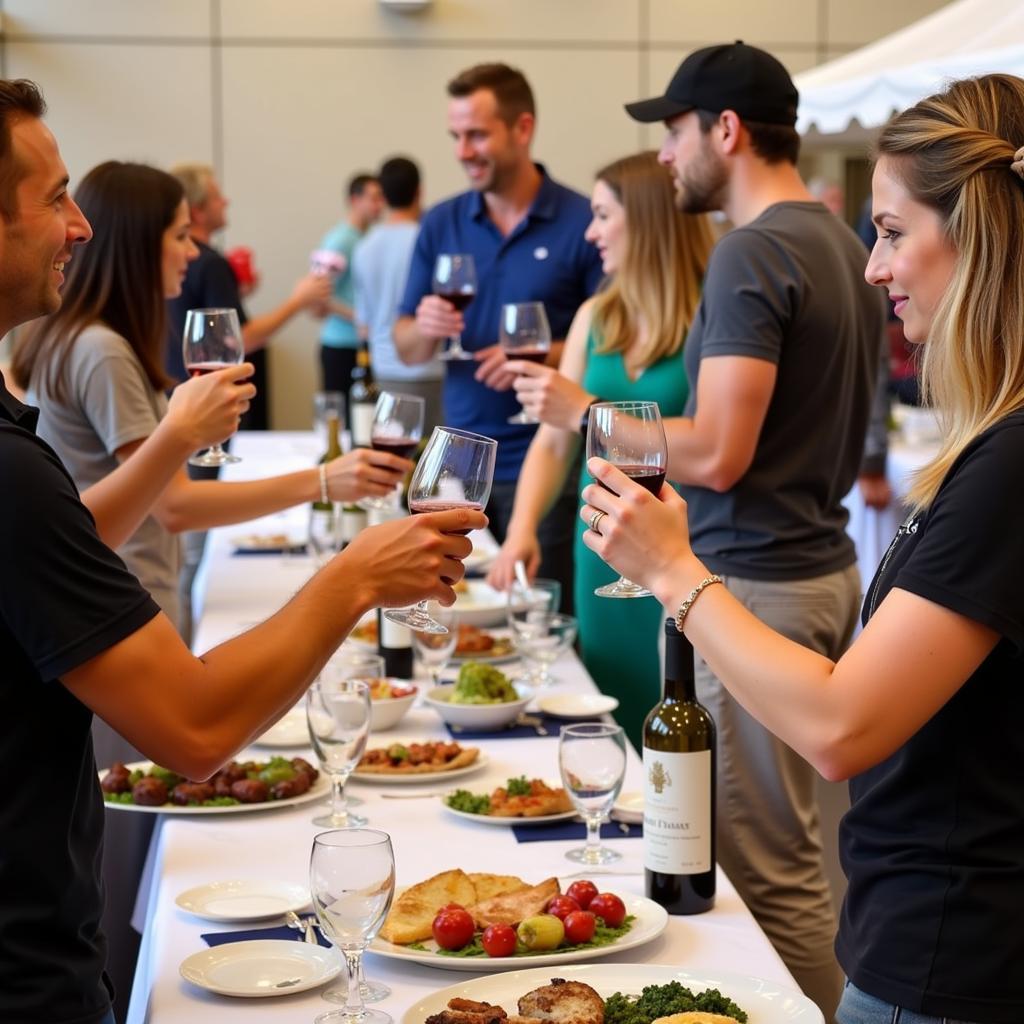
left=578, top=74, right=1024, bottom=1024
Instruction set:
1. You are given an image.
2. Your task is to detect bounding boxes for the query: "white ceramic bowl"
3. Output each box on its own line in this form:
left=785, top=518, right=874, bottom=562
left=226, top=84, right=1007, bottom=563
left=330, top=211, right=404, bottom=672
left=369, top=681, right=418, bottom=731
left=451, top=580, right=524, bottom=628
left=423, top=682, right=533, bottom=732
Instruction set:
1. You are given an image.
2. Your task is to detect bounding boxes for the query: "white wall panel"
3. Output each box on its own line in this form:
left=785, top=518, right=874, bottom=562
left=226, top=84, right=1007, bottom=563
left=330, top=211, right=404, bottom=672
left=648, top=0, right=819, bottom=47
left=3, top=0, right=210, bottom=39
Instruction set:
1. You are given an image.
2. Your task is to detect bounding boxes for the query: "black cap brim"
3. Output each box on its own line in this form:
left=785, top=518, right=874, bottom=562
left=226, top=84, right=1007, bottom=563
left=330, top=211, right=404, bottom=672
left=624, top=95, right=693, bottom=123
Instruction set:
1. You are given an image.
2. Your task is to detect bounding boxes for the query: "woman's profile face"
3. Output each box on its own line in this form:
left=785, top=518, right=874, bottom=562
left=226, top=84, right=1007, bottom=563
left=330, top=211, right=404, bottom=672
left=865, top=157, right=957, bottom=344
left=161, top=198, right=199, bottom=299
left=585, top=179, right=627, bottom=276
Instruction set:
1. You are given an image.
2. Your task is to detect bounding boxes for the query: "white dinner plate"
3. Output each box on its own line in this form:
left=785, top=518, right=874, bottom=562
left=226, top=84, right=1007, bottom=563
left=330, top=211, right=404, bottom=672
left=252, top=709, right=309, bottom=748
left=175, top=880, right=310, bottom=922
left=403, top=962, right=823, bottom=1021
left=350, top=751, right=488, bottom=786
left=179, top=939, right=342, bottom=998
left=371, top=893, right=667, bottom=972
left=536, top=693, right=620, bottom=719
left=440, top=779, right=577, bottom=827
left=230, top=533, right=306, bottom=555
left=99, top=761, right=329, bottom=815
left=612, top=790, right=644, bottom=824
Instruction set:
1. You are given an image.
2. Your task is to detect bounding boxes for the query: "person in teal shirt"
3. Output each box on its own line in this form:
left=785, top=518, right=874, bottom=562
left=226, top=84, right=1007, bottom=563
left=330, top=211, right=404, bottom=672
left=489, top=151, right=715, bottom=748
left=317, top=173, right=384, bottom=397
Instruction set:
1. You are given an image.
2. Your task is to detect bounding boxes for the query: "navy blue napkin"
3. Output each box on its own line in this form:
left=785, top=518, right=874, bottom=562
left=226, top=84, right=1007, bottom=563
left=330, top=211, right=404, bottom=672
left=201, top=921, right=332, bottom=949
left=232, top=543, right=306, bottom=556
left=512, top=820, right=642, bottom=843
left=445, top=715, right=599, bottom=741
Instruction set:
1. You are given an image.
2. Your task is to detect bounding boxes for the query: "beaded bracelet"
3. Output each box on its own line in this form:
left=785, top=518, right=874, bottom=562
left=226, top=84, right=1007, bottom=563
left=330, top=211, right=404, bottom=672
left=674, top=574, right=723, bottom=633
left=318, top=463, right=330, bottom=505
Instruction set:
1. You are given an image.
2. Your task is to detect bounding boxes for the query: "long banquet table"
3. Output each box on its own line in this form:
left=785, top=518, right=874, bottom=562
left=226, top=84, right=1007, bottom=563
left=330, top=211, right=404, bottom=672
left=126, top=432, right=799, bottom=1024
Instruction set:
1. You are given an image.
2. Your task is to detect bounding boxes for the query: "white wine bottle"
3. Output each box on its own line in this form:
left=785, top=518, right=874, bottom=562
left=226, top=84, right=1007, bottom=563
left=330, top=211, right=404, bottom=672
left=349, top=340, right=379, bottom=448
left=643, top=618, right=716, bottom=914
left=309, top=412, right=342, bottom=563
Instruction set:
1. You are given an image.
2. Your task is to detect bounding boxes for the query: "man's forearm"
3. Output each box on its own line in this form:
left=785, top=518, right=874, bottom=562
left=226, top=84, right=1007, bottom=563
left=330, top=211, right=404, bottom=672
left=393, top=315, right=441, bottom=365
left=242, top=295, right=304, bottom=352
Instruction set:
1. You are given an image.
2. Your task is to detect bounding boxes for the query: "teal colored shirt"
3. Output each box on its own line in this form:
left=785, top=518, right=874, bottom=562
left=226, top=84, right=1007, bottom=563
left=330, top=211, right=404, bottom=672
left=319, top=220, right=364, bottom=348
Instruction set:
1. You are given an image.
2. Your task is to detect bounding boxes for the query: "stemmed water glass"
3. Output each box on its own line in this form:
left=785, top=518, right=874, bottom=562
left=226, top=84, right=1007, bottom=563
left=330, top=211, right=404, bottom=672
left=587, top=400, right=668, bottom=598
left=412, top=603, right=458, bottom=686
left=558, top=723, right=627, bottom=865
left=433, top=254, right=476, bottom=361
left=307, top=669, right=377, bottom=828
left=384, top=426, right=496, bottom=635
left=361, top=391, right=425, bottom=510
left=500, top=302, right=551, bottom=424
left=310, top=828, right=395, bottom=1023
left=181, top=308, right=244, bottom=466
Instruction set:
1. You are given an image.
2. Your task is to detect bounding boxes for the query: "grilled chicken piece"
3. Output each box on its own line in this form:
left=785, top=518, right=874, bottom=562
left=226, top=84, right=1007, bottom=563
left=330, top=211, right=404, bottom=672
left=517, top=979, right=605, bottom=1024
left=425, top=1006, right=507, bottom=1024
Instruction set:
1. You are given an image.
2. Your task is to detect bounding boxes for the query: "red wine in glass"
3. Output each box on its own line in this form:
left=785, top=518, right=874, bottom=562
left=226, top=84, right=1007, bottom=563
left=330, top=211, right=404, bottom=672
left=408, top=498, right=483, bottom=536
left=437, top=290, right=474, bottom=313
left=511, top=348, right=549, bottom=365
left=371, top=436, right=419, bottom=459
left=185, top=361, right=234, bottom=377
left=599, top=464, right=666, bottom=496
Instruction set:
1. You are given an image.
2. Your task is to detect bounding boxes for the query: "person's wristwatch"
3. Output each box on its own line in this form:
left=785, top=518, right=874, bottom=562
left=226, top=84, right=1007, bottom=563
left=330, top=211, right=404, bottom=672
left=578, top=398, right=601, bottom=436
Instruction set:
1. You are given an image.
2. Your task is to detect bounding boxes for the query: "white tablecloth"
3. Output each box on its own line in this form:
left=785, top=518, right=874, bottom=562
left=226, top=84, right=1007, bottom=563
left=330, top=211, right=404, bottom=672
left=126, top=432, right=797, bottom=1024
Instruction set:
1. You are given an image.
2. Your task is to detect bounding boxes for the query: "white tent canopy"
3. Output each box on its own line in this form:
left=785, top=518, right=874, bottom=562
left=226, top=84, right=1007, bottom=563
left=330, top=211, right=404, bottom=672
left=795, top=0, right=1024, bottom=136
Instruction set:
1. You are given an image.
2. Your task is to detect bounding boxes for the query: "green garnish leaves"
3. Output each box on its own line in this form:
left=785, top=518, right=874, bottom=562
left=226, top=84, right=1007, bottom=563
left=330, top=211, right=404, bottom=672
left=444, top=789, right=491, bottom=815
left=505, top=775, right=532, bottom=797
left=604, top=980, right=748, bottom=1024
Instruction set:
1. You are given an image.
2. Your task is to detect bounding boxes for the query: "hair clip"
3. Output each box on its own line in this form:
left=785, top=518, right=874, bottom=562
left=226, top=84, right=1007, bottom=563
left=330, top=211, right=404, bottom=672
left=1012, top=146, right=1024, bottom=181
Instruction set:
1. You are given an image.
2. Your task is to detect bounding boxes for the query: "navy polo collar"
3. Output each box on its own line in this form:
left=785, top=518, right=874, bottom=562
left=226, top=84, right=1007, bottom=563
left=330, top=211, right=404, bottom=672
left=0, top=372, right=39, bottom=432
left=470, top=163, right=559, bottom=224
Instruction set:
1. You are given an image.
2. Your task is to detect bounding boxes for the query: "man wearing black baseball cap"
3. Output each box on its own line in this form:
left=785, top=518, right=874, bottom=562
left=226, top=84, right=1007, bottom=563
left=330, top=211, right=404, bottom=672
left=623, top=42, right=884, bottom=1021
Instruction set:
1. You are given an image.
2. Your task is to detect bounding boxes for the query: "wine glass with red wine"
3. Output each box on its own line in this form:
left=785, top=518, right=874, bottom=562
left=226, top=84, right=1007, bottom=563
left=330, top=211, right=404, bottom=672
left=432, top=254, right=476, bottom=361
left=586, top=400, right=667, bottom=598
left=384, top=426, right=497, bottom=634
left=500, top=302, right=551, bottom=425
left=361, top=391, right=425, bottom=510
left=181, top=307, right=244, bottom=467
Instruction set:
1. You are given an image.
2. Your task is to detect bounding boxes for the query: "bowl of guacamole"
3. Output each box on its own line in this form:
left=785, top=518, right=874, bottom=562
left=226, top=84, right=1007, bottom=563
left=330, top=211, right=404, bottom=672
left=424, top=663, right=532, bottom=731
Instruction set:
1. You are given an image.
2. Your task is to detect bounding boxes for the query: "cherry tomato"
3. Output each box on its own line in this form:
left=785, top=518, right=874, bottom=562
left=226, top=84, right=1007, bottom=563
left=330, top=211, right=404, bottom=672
left=565, top=879, right=599, bottom=910
left=546, top=894, right=581, bottom=921
left=563, top=909, right=597, bottom=944
left=480, top=923, right=517, bottom=957
left=432, top=906, right=476, bottom=950
left=588, top=892, right=627, bottom=927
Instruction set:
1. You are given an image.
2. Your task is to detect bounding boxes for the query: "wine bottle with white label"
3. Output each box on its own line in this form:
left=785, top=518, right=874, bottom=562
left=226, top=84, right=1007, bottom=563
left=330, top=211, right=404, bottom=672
left=643, top=618, right=716, bottom=914
left=377, top=607, right=413, bottom=679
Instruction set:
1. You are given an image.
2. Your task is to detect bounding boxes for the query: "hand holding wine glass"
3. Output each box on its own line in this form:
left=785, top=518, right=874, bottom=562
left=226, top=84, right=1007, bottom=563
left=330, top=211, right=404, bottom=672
left=385, top=426, right=496, bottom=634
left=181, top=307, right=245, bottom=467
left=361, top=391, right=425, bottom=510
left=432, top=254, right=476, bottom=361
left=310, top=828, right=395, bottom=1023
left=500, top=302, right=551, bottom=424
left=586, top=400, right=667, bottom=598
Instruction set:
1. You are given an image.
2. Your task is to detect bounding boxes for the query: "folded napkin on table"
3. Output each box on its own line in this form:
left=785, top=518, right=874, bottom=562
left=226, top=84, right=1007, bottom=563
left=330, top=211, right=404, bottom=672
left=512, top=820, right=642, bottom=843
left=444, top=715, right=599, bottom=741
left=201, top=921, right=331, bottom=949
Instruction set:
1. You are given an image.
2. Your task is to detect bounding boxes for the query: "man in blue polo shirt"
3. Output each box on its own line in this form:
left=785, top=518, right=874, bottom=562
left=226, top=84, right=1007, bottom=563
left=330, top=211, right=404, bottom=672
left=395, top=62, right=603, bottom=610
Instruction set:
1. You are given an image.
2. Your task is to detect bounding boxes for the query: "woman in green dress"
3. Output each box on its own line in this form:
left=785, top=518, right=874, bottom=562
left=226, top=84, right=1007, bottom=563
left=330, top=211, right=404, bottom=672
left=488, top=151, right=714, bottom=748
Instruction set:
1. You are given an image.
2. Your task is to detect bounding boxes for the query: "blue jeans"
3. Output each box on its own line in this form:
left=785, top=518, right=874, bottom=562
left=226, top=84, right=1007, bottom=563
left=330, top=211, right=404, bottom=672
left=837, top=979, right=982, bottom=1024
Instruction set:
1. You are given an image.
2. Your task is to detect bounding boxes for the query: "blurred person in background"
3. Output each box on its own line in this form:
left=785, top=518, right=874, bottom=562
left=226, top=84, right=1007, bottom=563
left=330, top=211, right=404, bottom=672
left=317, top=171, right=385, bottom=396
left=488, top=151, right=714, bottom=747
left=353, top=155, right=443, bottom=433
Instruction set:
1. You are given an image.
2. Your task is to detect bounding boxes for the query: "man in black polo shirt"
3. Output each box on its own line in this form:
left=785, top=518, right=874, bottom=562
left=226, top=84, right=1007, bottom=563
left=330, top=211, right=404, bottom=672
left=0, top=79, right=483, bottom=1024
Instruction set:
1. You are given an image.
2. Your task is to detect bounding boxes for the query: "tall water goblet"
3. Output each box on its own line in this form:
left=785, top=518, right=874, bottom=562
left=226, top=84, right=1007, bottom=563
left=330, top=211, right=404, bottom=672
left=384, top=426, right=496, bottom=635
left=587, top=400, right=667, bottom=598
left=307, top=675, right=375, bottom=827
left=412, top=603, right=458, bottom=685
left=362, top=391, right=425, bottom=510
left=310, top=828, right=395, bottom=1023
left=500, top=302, right=551, bottom=424
left=559, top=722, right=627, bottom=864
left=181, top=307, right=244, bottom=466
left=433, top=254, right=476, bottom=361
left=509, top=612, right=577, bottom=689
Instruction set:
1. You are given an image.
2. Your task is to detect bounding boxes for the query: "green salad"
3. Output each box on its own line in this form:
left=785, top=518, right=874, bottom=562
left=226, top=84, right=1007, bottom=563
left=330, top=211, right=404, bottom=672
left=604, top=980, right=748, bottom=1024
left=450, top=662, right=518, bottom=704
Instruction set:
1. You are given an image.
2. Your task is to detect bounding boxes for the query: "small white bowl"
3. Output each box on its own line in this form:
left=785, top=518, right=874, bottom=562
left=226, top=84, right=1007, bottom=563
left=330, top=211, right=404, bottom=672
left=537, top=692, right=620, bottom=720
left=423, top=683, right=533, bottom=732
left=369, top=680, right=418, bottom=731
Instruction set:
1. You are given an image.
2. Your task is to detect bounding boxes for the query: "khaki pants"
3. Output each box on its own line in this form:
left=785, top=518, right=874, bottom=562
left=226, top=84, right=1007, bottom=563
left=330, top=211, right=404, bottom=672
left=695, top=564, right=861, bottom=1024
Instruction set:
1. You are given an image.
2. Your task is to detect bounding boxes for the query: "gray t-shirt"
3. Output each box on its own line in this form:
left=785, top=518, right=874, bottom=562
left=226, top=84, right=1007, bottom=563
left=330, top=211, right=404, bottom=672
left=28, top=323, right=181, bottom=623
left=683, top=201, right=883, bottom=580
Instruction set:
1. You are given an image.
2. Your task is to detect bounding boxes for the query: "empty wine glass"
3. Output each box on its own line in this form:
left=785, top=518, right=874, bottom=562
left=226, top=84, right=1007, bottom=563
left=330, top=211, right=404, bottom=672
left=559, top=722, right=627, bottom=864
left=307, top=673, right=375, bottom=827
left=385, top=426, right=496, bottom=635
left=310, top=828, right=395, bottom=1023
left=412, top=603, right=458, bottom=685
left=500, top=302, right=551, bottom=424
left=433, top=254, right=476, bottom=361
left=362, top=391, right=425, bottom=511
left=181, top=308, right=244, bottom=466
left=587, top=400, right=668, bottom=598
left=309, top=504, right=340, bottom=567
left=510, top=612, right=578, bottom=688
